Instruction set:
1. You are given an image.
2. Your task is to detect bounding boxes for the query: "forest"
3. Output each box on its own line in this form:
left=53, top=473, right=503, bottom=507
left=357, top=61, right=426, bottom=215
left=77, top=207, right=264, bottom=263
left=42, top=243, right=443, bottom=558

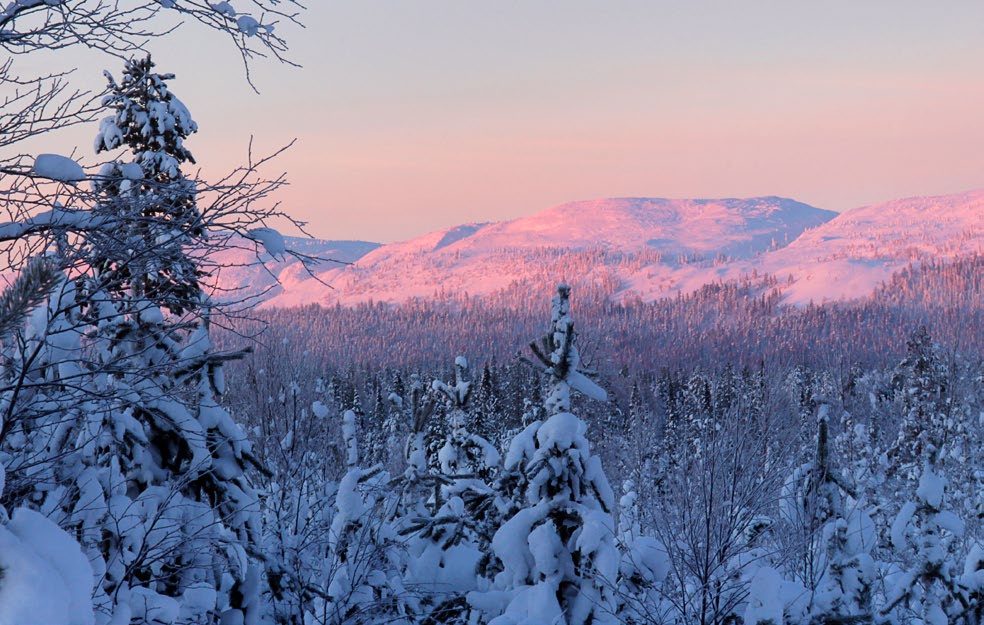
left=1, top=2, right=983, bottom=625
left=213, top=258, right=984, bottom=625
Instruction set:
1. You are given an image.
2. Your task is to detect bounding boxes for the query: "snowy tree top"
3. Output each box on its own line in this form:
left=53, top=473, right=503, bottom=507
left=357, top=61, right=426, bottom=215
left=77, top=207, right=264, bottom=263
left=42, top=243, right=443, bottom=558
left=528, top=284, right=607, bottom=415
left=95, top=54, right=198, bottom=180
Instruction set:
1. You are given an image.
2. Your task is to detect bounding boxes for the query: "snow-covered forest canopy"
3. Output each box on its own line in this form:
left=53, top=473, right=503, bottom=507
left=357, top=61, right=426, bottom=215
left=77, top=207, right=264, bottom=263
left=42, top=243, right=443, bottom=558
left=3, top=3, right=984, bottom=625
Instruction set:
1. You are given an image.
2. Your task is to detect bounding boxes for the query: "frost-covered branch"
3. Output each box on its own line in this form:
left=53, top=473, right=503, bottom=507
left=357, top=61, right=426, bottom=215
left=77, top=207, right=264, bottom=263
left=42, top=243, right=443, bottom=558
left=0, top=0, right=302, bottom=68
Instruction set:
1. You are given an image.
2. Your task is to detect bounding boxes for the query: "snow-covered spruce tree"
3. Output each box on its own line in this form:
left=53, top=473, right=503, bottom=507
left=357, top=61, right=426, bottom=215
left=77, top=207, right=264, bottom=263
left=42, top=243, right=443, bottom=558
left=474, top=362, right=501, bottom=445
left=883, top=444, right=968, bottom=625
left=433, top=356, right=500, bottom=483
left=469, top=284, right=619, bottom=625
left=306, top=410, right=408, bottom=625
left=398, top=356, right=501, bottom=625
left=890, top=327, right=952, bottom=483
left=771, top=405, right=876, bottom=624
left=0, top=57, right=267, bottom=625
left=394, top=373, right=438, bottom=517
left=91, top=54, right=202, bottom=315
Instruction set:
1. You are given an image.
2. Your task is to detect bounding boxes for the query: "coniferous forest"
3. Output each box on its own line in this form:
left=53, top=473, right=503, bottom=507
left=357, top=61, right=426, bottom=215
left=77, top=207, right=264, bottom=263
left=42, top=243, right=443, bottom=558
left=213, top=260, right=984, bottom=625
left=3, top=3, right=984, bottom=625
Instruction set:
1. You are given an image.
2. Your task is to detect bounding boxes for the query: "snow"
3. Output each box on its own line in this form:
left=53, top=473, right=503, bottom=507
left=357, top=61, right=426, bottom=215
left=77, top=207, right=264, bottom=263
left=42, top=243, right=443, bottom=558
left=210, top=1, right=235, bottom=16
left=936, top=510, right=966, bottom=537
left=341, top=409, right=358, bottom=467
left=0, top=508, right=95, bottom=625
left=94, top=118, right=124, bottom=152
left=629, top=536, right=670, bottom=582
left=527, top=519, right=564, bottom=580
left=204, top=189, right=984, bottom=310
left=237, top=15, right=260, bottom=36
left=534, top=411, right=584, bottom=452
left=119, top=162, right=144, bottom=180
left=743, top=566, right=807, bottom=625
left=246, top=227, right=287, bottom=260
left=963, top=544, right=984, bottom=591
left=489, top=582, right=564, bottom=625
left=917, top=461, right=946, bottom=510
left=130, top=586, right=180, bottom=624
left=33, top=153, right=86, bottom=182
left=568, top=370, right=608, bottom=402
left=180, top=584, right=218, bottom=620
left=311, top=400, right=330, bottom=419
left=504, top=421, right=540, bottom=470
left=0, top=205, right=107, bottom=242
left=891, top=501, right=917, bottom=547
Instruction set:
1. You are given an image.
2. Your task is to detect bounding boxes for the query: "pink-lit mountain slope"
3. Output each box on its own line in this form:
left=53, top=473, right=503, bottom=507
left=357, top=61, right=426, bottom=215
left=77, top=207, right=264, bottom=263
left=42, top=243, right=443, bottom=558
left=251, top=196, right=835, bottom=307
left=218, top=190, right=984, bottom=308
left=752, top=189, right=984, bottom=305
left=206, top=237, right=379, bottom=303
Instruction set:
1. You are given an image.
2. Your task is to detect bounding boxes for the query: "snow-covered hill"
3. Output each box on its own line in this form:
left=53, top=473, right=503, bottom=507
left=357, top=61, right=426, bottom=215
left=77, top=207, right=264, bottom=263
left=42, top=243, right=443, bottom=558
left=206, top=237, right=380, bottom=304
left=755, top=189, right=984, bottom=304
left=249, top=196, right=835, bottom=307
left=217, top=190, right=984, bottom=308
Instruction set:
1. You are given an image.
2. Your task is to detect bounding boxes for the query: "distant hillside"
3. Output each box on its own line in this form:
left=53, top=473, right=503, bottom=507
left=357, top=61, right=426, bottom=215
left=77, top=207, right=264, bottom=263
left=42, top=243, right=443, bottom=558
left=225, top=196, right=835, bottom=307
left=209, top=190, right=984, bottom=309
left=755, top=189, right=984, bottom=304
left=206, top=237, right=380, bottom=304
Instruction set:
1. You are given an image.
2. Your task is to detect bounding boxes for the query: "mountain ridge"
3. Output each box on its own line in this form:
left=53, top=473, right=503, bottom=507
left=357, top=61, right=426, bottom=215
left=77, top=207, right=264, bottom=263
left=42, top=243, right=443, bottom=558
left=210, top=190, right=984, bottom=309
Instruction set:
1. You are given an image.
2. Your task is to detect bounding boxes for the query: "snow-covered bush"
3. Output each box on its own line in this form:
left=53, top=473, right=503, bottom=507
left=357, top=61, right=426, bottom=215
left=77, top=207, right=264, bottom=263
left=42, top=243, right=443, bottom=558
left=616, top=480, right=670, bottom=625
left=651, top=367, right=786, bottom=625
left=305, top=410, right=409, bottom=625
left=0, top=265, right=95, bottom=625
left=883, top=445, right=967, bottom=625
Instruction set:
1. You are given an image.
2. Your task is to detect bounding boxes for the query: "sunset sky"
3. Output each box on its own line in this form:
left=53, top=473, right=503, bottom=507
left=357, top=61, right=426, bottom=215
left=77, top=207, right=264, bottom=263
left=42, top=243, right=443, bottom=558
left=26, top=1, right=984, bottom=242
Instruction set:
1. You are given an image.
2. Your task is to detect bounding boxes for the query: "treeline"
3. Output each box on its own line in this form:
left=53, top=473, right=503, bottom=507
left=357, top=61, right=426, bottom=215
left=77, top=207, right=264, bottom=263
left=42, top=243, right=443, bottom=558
left=230, top=253, right=984, bottom=373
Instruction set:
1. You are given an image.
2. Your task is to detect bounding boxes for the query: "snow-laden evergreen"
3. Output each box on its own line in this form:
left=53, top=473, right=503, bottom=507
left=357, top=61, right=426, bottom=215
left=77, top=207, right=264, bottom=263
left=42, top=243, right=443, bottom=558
left=92, top=54, right=203, bottom=316
left=0, top=57, right=265, bottom=625
left=469, top=285, right=619, bottom=625
left=305, top=410, right=408, bottom=625
left=397, top=357, right=500, bottom=624
left=884, top=445, right=967, bottom=625
left=750, top=406, right=878, bottom=625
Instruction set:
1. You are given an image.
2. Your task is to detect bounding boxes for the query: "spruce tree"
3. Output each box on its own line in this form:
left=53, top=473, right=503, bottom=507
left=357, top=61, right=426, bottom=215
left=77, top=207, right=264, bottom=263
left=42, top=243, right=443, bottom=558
left=308, top=410, right=407, bottom=625
left=92, top=54, right=202, bottom=315
left=472, top=285, right=618, bottom=625
left=3, top=56, right=267, bottom=625
left=399, top=357, right=500, bottom=625
left=891, top=327, right=951, bottom=481
left=781, top=406, right=876, bottom=623
left=884, top=445, right=967, bottom=625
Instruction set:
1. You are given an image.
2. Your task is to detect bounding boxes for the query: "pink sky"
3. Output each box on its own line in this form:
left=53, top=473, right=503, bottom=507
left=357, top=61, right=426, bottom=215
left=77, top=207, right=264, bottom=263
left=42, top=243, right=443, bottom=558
left=22, top=1, right=984, bottom=242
